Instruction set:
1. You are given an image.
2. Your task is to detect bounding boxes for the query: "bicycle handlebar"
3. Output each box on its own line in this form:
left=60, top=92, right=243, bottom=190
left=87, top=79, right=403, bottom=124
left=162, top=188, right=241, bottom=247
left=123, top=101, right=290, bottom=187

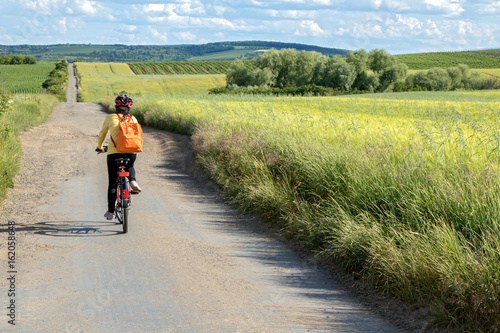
left=96, top=145, right=108, bottom=154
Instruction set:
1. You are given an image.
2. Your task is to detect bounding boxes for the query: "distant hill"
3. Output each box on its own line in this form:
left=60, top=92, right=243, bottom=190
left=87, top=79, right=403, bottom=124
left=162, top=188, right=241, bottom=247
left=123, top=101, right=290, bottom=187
left=395, top=49, right=500, bottom=69
left=0, top=41, right=349, bottom=63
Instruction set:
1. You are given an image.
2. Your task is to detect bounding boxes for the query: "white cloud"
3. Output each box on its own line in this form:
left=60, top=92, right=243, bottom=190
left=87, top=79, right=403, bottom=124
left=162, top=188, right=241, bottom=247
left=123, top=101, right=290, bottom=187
left=19, top=0, right=66, bottom=14
left=122, top=25, right=137, bottom=33
left=74, top=0, right=98, bottom=15
left=257, top=0, right=333, bottom=4
left=57, top=18, right=67, bottom=33
left=211, top=5, right=227, bottom=16
left=347, top=0, right=464, bottom=16
left=174, top=31, right=197, bottom=41
left=294, top=20, right=328, bottom=37
left=0, top=34, right=13, bottom=42
left=395, top=15, right=422, bottom=30
left=150, top=28, right=168, bottom=42
left=267, top=9, right=317, bottom=19
left=477, top=2, right=500, bottom=15
left=422, top=0, right=464, bottom=17
left=19, top=0, right=114, bottom=19
left=142, top=2, right=205, bottom=16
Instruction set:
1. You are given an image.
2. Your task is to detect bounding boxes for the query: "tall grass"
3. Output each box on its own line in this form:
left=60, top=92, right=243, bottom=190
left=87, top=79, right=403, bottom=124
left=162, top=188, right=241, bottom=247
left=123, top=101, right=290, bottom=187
left=84, top=65, right=500, bottom=330
left=0, top=94, right=59, bottom=203
left=117, top=94, right=500, bottom=331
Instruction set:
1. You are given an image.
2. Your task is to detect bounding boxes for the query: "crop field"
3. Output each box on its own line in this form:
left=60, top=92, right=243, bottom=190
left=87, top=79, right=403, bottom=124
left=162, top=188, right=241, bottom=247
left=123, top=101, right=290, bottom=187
left=128, top=60, right=254, bottom=75
left=74, top=62, right=226, bottom=102
left=396, top=49, right=500, bottom=69
left=75, top=62, right=134, bottom=75
left=0, top=62, right=54, bottom=93
left=77, top=63, right=500, bottom=330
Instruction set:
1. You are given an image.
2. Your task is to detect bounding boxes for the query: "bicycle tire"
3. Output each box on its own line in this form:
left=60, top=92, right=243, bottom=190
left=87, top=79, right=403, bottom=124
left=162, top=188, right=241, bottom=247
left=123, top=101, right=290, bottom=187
left=114, top=185, right=123, bottom=224
left=122, top=177, right=129, bottom=234
left=122, top=206, right=128, bottom=233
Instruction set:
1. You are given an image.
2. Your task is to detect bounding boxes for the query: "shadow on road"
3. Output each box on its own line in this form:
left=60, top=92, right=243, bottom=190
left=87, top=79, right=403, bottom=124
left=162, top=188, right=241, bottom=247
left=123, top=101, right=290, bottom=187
left=1, top=220, right=122, bottom=237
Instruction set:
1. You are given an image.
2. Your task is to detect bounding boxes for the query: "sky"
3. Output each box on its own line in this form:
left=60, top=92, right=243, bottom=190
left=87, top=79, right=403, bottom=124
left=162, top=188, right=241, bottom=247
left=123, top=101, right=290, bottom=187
left=0, top=0, right=499, bottom=54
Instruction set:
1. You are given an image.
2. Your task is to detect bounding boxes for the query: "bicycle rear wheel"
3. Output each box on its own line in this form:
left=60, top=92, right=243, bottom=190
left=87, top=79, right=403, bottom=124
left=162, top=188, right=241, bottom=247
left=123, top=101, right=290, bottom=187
left=115, top=185, right=124, bottom=225
left=121, top=178, right=130, bottom=234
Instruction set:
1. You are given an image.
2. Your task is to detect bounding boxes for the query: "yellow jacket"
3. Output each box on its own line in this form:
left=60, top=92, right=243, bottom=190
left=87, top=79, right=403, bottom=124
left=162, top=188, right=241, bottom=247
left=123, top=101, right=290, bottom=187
left=97, top=113, right=139, bottom=154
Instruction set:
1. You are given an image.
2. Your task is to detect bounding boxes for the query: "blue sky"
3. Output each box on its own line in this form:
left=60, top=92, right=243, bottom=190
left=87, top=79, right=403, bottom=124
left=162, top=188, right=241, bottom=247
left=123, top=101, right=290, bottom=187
left=0, top=0, right=499, bottom=54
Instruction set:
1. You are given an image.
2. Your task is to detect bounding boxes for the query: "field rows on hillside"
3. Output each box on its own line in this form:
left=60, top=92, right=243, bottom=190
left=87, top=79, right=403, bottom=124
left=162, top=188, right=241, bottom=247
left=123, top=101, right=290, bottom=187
left=128, top=61, right=255, bottom=75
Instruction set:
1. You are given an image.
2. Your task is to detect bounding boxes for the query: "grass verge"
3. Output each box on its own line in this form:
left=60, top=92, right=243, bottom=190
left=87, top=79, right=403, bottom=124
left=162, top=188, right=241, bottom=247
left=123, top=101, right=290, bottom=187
left=0, top=94, right=59, bottom=204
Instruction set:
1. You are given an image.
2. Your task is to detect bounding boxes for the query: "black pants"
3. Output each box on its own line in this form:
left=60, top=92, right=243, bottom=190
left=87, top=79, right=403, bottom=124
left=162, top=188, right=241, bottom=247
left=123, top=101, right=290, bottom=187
left=107, top=153, right=137, bottom=213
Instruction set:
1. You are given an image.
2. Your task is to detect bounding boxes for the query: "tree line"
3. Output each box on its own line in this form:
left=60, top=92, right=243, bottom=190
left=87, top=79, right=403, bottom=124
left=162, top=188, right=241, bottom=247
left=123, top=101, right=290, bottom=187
left=0, top=55, right=37, bottom=65
left=225, top=48, right=408, bottom=94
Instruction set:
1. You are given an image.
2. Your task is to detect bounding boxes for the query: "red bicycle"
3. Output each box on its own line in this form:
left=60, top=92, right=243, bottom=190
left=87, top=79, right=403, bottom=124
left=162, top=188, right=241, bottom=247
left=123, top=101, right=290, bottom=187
left=96, top=146, right=131, bottom=234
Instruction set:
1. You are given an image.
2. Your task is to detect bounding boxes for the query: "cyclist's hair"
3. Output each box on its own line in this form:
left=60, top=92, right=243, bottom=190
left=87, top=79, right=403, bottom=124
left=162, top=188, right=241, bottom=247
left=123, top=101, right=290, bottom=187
left=115, top=105, right=131, bottom=115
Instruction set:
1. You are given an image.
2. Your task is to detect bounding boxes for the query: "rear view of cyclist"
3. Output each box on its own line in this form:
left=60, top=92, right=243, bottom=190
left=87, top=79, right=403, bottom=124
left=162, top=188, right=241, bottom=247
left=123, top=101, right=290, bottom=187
left=96, top=94, right=142, bottom=220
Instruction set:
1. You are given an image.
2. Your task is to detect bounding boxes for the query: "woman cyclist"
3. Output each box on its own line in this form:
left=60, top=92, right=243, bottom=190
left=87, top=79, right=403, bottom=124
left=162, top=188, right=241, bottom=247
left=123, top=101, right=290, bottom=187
left=96, top=94, right=142, bottom=220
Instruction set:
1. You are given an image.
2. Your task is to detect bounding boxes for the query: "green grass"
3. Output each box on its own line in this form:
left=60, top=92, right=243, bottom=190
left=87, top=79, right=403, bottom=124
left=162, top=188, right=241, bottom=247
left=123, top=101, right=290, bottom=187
left=0, top=62, right=54, bottom=93
left=0, top=94, right=59, bottom=204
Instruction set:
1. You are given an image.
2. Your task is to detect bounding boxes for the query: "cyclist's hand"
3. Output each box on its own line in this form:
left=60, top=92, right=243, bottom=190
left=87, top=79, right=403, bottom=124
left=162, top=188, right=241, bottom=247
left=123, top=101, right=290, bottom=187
left=96, top=145, right=108, bottom=154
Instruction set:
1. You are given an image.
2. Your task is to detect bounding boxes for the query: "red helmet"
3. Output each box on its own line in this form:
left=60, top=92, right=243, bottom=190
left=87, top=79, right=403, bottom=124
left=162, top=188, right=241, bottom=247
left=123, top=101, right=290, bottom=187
left=115, top=94, right=133, bottom=107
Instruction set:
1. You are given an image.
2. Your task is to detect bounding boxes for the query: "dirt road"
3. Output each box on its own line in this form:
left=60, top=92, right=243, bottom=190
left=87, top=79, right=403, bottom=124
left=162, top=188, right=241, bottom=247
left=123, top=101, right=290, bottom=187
left=0, top=65, right=409, bottom=332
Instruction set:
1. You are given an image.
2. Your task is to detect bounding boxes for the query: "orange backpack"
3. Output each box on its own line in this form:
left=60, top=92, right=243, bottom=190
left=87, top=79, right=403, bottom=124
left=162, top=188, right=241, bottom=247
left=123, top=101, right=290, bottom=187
left=111, top=114, right=143, bottom=153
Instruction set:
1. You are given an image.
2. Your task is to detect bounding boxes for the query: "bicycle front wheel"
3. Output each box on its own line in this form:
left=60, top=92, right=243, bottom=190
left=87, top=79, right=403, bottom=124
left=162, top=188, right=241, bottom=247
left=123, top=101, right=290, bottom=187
left=122, top=207, right=128, bottom=233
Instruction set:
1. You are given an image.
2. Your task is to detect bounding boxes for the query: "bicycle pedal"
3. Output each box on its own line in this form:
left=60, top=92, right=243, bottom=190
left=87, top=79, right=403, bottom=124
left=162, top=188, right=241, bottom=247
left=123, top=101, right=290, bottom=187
left=131, top=191, right=140, bottom=195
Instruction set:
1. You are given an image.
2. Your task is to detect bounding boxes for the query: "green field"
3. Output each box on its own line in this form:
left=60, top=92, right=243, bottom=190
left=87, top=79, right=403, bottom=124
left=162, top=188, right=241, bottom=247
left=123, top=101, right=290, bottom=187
left=396, top=49, right=500, bottom=69
left=0, top=62, right=54, bottom=93
left=188, top=47, right=267, bottom=61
